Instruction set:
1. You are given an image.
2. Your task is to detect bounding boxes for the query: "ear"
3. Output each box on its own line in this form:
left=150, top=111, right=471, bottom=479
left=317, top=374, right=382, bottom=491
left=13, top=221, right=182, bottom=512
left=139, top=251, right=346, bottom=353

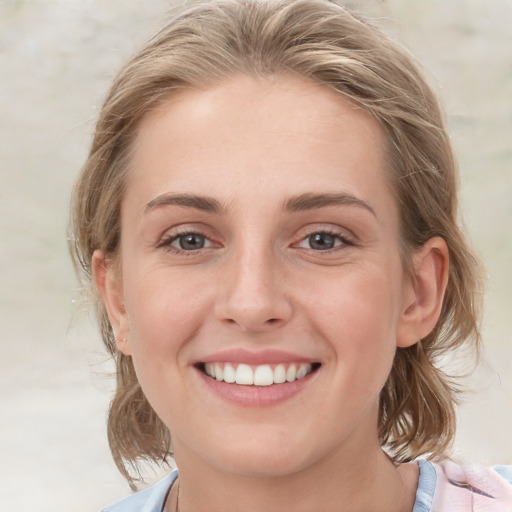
left=396, top=237, right=449, bottom=348
left=92, top=250, right=132, bottom=355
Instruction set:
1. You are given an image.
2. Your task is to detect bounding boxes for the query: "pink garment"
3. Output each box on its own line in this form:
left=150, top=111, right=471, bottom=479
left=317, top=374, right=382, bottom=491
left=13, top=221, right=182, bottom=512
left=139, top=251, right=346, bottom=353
left=431, top=461, right=512, bottom=511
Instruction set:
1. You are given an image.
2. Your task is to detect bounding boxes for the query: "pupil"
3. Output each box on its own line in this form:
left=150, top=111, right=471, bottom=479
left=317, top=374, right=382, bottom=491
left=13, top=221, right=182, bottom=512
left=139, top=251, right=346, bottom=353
left=309, top=233, right=335, bottom=250
left=180, top=234, right=205, bottom=250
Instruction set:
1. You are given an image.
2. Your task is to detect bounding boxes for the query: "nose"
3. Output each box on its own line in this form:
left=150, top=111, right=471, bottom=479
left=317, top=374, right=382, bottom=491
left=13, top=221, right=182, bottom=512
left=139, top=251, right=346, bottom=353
left=214, top=246, right=293, bottom=333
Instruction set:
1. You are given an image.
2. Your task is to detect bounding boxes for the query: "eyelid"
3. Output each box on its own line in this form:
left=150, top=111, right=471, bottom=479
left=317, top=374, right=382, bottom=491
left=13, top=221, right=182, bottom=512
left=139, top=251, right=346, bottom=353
left=155, top=223, right=355, bottom=254
left=292, top=224, right=356, bottom=248
left=156, top=226, right=219, bottom=253
left=296, top=232, right=348, bottom=250
left=172, top=233, right=214, bottom=250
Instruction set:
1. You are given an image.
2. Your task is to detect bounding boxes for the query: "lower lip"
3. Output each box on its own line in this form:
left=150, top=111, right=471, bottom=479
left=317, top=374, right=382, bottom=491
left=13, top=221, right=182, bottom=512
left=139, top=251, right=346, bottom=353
left=195, top=367, right=318, bottom=407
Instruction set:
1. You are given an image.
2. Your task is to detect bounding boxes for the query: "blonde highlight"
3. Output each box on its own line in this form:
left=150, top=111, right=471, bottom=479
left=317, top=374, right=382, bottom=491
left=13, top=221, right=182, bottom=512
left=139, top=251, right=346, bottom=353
left=69, top=0, right=483, bottom=481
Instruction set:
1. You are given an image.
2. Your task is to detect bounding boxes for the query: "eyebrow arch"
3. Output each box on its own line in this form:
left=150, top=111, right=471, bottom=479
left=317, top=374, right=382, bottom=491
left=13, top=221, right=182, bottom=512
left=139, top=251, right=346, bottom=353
left=284, top=192, right=376, bottom=217
left=144, top=191, right=376, bottom=217
left=145, top=193, right=224, bottom=214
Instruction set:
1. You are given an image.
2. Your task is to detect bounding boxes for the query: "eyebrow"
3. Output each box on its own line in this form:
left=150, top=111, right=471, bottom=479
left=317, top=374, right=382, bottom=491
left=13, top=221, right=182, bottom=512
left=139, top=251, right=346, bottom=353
left=284, top=192, right=376, bottom=217
left=145, top=193, right=224, bottom=214
left=145, top=191, right=376, bottom=217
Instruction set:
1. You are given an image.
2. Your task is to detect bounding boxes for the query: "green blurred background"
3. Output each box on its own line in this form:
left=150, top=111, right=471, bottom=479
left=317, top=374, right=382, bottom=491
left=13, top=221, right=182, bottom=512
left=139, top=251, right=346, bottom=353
left=1, top=1, right=511, bottom=510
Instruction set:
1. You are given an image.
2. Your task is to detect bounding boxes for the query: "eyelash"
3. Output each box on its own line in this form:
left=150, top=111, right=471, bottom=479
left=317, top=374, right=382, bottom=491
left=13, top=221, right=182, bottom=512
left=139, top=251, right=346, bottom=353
left=157, top=229, right=213, bottom=255
left=157, top=228, right=353, bottom=255
left=295, top=229, right=354, bottom=252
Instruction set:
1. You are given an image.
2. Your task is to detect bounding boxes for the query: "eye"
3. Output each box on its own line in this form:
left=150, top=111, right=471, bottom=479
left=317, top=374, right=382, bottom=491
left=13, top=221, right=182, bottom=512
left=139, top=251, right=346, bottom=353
left=176, top=233, right=207, bottom=250
left=298, top=231, right=349, bottom=251
left=161, top=231, right=214, bottom=252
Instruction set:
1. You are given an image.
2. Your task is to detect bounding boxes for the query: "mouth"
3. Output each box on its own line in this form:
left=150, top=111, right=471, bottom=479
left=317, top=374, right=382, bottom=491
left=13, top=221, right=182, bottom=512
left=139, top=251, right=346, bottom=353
left=196, top=362, right=322, bottom=386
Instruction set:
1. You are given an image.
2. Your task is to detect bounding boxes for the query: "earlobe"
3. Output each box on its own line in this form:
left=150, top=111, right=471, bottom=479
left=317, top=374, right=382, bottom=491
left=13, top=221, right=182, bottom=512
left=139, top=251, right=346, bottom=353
left=92, top=250, right=132, bottom=356
left=396, top=237, right=449, bottom=348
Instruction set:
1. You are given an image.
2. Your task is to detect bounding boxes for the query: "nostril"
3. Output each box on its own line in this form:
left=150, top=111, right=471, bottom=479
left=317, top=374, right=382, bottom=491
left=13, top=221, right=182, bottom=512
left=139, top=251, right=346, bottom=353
left=225, top=317, right=280, bottom=326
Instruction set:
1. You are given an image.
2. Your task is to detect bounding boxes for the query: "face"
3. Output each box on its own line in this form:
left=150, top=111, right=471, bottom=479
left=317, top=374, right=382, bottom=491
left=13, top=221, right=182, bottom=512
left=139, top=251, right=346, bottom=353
left=98, top=74, right=424, bottom=478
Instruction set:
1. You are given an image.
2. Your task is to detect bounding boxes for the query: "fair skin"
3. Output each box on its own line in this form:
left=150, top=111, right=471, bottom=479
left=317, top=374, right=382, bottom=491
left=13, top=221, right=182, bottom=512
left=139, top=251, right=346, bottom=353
left=94, top=74, right=448, bottom=512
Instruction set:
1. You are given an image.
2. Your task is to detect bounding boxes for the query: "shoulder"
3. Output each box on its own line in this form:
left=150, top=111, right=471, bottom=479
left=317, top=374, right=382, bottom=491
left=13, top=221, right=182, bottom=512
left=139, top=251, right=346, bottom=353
left=415, top=459, right=512, bottom=512
left=101, top=470, right=178, bottom=512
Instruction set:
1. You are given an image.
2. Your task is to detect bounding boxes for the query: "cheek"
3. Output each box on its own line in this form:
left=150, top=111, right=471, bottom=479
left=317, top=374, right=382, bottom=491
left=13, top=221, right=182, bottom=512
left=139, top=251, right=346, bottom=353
left=120, top=268, right=214, bottom=423
left=296, top=264, right=402, bottom=379
left=300, top=263, right=403, bottom=335
left=122, top=266, right=211, bottom=364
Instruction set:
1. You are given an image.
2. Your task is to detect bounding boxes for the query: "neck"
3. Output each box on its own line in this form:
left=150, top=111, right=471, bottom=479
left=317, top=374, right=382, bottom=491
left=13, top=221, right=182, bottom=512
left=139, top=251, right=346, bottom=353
left=169, top=435, right=418, bottom=512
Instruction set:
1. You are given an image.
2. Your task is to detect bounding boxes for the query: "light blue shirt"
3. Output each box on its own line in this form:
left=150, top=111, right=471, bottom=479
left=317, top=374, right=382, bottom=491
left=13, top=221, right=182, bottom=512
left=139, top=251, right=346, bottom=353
left=102, top=471, right=178, bottom=512
left=101, top=461, right=512, bottom=512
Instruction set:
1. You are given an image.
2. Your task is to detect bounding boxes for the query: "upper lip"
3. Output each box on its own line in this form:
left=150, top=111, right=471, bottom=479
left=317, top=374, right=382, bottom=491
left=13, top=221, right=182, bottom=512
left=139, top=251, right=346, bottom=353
left=197, top=348, right=318, bottom=366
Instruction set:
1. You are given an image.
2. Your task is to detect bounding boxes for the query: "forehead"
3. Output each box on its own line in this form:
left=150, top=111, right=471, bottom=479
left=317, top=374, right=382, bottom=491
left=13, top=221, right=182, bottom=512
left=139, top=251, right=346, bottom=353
left=126, top=74, right=394, bottom=219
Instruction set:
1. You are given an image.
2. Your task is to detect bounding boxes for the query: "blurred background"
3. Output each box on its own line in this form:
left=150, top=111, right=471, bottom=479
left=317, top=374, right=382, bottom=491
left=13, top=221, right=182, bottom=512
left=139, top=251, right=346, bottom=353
left=1, top=0, right=511, bottom=510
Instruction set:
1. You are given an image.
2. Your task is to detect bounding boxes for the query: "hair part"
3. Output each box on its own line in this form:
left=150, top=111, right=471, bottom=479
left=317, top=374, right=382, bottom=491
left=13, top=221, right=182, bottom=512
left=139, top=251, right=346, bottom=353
left=69, top=0, right=483, bottom=482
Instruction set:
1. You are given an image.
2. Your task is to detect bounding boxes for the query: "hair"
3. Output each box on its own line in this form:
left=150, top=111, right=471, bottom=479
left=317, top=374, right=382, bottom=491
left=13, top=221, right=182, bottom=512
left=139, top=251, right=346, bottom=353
left=69, top=0, right=484, bottom=482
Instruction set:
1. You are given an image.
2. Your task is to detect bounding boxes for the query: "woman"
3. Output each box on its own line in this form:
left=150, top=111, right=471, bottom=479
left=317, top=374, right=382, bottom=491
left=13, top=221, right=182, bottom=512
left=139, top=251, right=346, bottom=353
left=69, top=0, right=512, bottom=510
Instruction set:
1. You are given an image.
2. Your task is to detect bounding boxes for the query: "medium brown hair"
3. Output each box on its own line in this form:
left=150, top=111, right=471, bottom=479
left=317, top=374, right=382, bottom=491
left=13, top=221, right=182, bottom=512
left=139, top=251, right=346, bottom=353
left=69, top=0, right=483, bottom=481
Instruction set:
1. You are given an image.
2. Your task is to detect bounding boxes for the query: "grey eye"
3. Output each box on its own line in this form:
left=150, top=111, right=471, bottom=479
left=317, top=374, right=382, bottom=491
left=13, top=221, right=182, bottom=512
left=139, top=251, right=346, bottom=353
left=307, top=233, right=337, bottom=250
left=174, top=233, right=206, bottom=250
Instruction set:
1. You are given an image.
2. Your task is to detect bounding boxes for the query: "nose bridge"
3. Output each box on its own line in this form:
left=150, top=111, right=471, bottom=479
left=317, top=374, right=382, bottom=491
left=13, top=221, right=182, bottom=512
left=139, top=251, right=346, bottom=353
left=235, top=244, right=274, bottom=300
left=216, top=238, right=291, bottom=331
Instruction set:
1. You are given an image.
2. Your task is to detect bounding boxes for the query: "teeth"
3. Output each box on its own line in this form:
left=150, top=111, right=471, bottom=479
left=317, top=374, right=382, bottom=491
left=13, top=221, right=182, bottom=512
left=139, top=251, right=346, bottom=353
left=274, top=364, right=286, bottom=384
left=223, top=363, right=236, bottom=383
left=286, top=364, right=297, bottom=382
left=235, top=364, right=253, bottom=385
left=253, top=365, right=274, bottom=386
left=205, top=363, right=214, bottom=377
left=203, top=362, right=314, bottom=386
left=296, top=364, right=308, bottom=380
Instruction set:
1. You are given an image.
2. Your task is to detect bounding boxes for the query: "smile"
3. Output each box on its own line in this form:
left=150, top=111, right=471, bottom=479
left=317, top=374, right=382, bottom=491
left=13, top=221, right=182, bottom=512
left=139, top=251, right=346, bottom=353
left=200, top=362, right=320, bottom=386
